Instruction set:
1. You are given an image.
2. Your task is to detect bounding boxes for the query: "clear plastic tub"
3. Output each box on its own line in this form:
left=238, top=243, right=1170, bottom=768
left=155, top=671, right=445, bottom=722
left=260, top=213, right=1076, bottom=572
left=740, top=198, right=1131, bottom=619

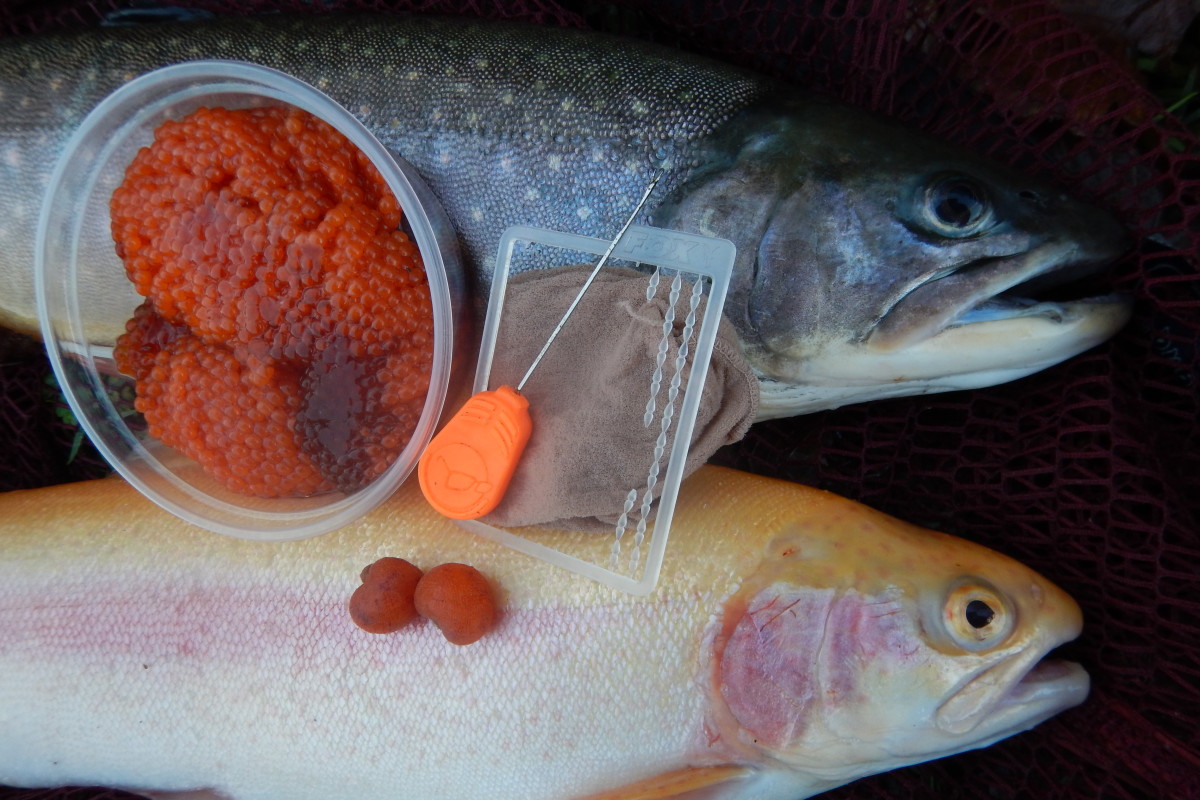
left=36, top=61, right=464, bottom=541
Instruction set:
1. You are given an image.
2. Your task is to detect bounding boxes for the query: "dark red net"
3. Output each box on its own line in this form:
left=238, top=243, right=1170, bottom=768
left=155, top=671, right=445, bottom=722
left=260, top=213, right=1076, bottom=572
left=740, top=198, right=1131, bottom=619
left=1, top=1, right=1197, bottom=798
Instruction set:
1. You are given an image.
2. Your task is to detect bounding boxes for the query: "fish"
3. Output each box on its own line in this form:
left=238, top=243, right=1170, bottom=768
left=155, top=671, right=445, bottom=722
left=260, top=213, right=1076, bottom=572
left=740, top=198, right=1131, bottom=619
left=0, top=465, right=1088, bottom=800
left=0, top=14, right=1132, bottom=419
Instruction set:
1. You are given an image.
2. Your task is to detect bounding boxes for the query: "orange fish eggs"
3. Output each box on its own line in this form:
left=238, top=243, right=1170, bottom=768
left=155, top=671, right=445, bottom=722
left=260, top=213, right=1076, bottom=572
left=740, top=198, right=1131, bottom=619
left=414, top=563, right=498, bottom=646
left=349, top=557, right=425, bottom=634
left=111, top=105, right=434, bottom=497
left=349, top=558, right=499, bottom=646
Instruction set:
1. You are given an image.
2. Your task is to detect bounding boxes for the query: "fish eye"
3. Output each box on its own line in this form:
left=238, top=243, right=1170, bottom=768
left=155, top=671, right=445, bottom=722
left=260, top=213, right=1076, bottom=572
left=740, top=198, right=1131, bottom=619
left=921, top=175, right=994, bottom=237
left=943, top=581, right=1014, bottom=651
left=965, top=599, right=995, bottom=628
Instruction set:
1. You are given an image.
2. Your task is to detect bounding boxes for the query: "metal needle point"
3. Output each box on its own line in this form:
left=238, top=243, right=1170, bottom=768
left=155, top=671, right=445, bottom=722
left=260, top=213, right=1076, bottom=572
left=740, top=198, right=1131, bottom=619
left=515, top=170, right=664, bottom=393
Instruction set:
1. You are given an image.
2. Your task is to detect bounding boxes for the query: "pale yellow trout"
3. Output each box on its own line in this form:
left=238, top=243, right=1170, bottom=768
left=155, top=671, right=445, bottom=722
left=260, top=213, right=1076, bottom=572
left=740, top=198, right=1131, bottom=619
left=0, top=466, right=1088, bottom=799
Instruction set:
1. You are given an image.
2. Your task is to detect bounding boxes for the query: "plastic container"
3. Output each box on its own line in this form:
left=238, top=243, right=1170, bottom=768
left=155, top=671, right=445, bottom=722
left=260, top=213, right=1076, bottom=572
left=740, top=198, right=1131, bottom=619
left=36, top=61, right=464, bottom=541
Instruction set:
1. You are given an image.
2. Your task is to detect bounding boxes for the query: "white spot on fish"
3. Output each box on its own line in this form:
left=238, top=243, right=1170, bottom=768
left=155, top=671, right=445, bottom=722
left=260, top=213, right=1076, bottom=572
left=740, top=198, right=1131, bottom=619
left=547, top=154, right=563, bottom=171
left=406, top=70, right=421, bottom=81
left=560, top=98, right=575, bottom=112
left=500, top=90, right=514, bottom=104
left=524, top=187, right=541, bottom=202
left=474, top=57, right=489, bottom=70
left=577, top=207, right=592, bottom=221
left=471, top=208, right=485, bottom=222
left=632, top=99, right=649, bottom=115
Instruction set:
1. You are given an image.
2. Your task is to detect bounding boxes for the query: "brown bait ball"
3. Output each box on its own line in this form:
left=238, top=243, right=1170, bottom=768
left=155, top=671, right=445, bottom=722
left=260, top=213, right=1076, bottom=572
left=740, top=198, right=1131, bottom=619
left=414, top=563, right=498, bottom=646
left=348, top=557, right=424, bottom=634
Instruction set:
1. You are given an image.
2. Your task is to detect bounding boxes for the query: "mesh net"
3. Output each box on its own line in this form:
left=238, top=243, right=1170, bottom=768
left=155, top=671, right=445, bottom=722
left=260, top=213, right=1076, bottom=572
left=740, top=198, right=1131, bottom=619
left=1, top=0, right=1197, bottom=798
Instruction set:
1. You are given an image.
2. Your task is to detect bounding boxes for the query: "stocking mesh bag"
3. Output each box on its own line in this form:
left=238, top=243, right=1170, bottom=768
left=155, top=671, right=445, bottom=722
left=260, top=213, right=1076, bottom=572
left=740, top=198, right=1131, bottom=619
left=0, top=1, right=1197, bottom=798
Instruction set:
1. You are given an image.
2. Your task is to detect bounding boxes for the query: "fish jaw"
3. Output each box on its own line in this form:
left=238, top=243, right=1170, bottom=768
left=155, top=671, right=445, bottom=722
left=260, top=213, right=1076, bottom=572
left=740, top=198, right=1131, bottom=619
left=702, top=493, right=1088, bottom=791
left=754, top=294, right=1131, bottom=418
left=934, top=648, right=1091, bottom=739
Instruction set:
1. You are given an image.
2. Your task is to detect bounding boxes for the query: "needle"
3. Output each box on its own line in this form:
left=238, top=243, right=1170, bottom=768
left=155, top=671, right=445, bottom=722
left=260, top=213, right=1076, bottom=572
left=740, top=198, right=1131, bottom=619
left=516, top=170, right=663, bottom=392
left=418, top=170, right=665, bottom=520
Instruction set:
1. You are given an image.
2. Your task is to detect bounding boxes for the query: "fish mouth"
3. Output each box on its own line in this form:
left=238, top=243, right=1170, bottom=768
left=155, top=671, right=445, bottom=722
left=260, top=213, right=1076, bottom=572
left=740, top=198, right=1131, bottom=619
left=751, top=239, right=1132, bottom=418
left=868, top=240, right=1131, bottom=354
left=935, top=650, right=1090, bottom=739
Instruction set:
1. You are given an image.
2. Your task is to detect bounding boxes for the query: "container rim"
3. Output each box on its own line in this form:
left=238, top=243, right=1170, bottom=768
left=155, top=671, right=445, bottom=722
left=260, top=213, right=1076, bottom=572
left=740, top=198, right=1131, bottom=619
left=35, top=60, right=460, bottom=541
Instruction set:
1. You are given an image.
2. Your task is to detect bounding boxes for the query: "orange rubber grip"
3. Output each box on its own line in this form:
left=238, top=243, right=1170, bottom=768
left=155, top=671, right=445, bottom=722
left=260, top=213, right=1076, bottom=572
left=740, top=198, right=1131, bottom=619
left=418, top=385, right=533, bottom=520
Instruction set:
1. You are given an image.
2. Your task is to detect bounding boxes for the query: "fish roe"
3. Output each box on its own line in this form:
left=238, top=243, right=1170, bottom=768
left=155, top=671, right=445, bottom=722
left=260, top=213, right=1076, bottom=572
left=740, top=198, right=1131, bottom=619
left=413, top=562, right=498, bottom=646
left=348, top=557, right=425, bottom=634
left=110, top=105, right=434, bottom=497
left=115, top=305, right=334, bottom=498
left=296, top=336, right=432, bottom=493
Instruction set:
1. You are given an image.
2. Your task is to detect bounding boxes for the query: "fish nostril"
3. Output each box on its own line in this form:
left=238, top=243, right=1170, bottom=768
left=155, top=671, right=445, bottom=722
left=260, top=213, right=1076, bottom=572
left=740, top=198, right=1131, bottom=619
left=1018, top=189, right=1044, bottom=207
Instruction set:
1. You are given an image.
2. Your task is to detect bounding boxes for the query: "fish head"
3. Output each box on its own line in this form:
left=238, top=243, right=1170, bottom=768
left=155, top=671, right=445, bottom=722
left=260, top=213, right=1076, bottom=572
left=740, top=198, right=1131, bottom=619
left=656, top=97, right=1132, bottom=418
left=706, top=492, right=1088, bottom=794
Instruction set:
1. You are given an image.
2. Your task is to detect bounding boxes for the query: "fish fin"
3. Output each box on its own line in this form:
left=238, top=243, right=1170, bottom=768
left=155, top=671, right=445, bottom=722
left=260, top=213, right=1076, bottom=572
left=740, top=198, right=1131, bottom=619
left=137, top=791, right=233, bottom=800
left=576, top=764, right=753, bottom=800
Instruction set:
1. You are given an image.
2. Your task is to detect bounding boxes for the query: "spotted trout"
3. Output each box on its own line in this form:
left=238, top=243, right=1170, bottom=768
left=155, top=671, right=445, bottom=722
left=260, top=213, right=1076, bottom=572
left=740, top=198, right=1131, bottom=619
left=0, top=14, right=1130, bottom=418
left=0, top=466, right=1087, bottom=799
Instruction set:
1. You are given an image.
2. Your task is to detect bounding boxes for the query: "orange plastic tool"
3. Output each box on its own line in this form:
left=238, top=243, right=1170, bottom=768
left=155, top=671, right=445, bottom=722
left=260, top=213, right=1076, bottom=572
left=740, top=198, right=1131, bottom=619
left=418, top=171, right=663, bottom=520
left=418, top=386, right=532, bottom=520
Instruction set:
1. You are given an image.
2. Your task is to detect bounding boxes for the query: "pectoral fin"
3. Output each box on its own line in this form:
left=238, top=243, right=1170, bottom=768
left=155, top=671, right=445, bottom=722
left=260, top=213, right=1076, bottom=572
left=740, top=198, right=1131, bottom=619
left=577, top=764, right=753, bottom=800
